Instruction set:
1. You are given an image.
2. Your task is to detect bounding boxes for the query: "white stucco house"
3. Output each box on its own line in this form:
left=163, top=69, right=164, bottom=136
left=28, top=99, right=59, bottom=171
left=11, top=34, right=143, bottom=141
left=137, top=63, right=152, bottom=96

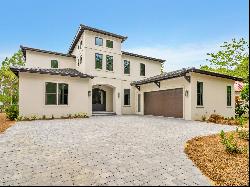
left=11, top=24, right=242, bottom=120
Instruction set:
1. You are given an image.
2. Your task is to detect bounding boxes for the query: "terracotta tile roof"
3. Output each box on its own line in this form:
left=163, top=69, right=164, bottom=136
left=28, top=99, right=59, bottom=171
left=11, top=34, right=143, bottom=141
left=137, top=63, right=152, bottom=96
left=68, top=24, right=128, bottom=54
left=122, top=51, right=165, bottom=63
left=131, top=67, right=243, bottom=85
left=21, top=46, right=76, bottom=59
left=10, top=67, right=94, bottom=79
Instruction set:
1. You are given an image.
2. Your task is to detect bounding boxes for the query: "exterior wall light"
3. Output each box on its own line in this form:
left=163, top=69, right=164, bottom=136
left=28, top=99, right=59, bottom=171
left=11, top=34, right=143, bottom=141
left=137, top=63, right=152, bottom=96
left=88, top=91, right=91, bottom=96
left=185, top=90, right=189, bottom=97
left=118, top=92, right=120, bottom=98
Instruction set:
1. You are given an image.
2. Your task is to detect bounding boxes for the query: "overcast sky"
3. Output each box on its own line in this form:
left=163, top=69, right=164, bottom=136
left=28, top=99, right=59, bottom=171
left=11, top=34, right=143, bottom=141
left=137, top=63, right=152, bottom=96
left=0, top=0, right=249, bottom=71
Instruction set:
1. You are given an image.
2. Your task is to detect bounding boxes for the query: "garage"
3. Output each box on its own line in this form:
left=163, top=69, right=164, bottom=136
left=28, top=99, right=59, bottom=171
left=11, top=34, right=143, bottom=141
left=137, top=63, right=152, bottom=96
left=144, top=88, right=183, bottom=118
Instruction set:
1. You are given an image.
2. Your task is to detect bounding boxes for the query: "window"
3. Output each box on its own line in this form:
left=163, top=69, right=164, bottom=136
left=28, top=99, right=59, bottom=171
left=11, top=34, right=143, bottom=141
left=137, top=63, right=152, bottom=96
left=45, top=82, right=68, bottom=105
left=106, top=55, right=113, bottom=71
left=95, top=37, right=103, bottom=46
left=140, top=63, right=145, bottom=76
left=45, top=82, right=57, bottom=105
left=58, top=83, right=68, bottom=105
left=51, top=60, right=58, bottom=68
left=80, top=56, right=82, bottom=64
left=124, top=89, right=130, bottom=106
left=124, top=60, right=130, bottom=74
left=95, top=53, right=103, bottom=69
left=80, top=41, right=82, bottom=49
left=227, top=86, right=232, bottom=106
left=106, top=40, right=113, bottom=48
left=197, top=81, right=203, bottom=106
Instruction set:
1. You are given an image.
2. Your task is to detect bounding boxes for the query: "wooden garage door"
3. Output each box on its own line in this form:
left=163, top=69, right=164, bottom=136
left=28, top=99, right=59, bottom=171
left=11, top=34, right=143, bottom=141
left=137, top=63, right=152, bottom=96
left=144, top=88, right=183, bottom=118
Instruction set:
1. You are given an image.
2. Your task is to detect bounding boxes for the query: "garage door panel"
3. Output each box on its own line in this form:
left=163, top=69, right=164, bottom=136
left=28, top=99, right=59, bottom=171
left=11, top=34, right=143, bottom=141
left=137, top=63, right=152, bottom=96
left=144, top=88, right=183, bottom=118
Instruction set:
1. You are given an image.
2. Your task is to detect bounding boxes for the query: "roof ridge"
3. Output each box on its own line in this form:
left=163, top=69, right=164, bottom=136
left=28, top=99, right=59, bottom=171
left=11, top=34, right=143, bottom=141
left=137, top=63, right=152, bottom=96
left=121, top=51, right=166, bottom=62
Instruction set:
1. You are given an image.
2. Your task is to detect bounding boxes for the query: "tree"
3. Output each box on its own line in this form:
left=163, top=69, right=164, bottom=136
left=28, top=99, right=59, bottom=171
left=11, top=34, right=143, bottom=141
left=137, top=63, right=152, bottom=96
left=200, top=38, right=249, bottom=116
left=201, top=38, right=249, bottom=81
left=0, top=50, right=25, bottom=108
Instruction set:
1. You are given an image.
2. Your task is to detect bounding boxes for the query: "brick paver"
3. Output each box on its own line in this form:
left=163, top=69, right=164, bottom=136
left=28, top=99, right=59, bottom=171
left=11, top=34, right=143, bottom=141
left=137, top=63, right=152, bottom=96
left=0, top=115, right=235, bottom=186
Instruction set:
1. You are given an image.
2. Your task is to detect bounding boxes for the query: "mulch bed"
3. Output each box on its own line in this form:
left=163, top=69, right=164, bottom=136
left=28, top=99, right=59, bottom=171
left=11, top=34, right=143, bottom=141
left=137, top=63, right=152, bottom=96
left=184, top=131, right=249, bottom=186
left=0, top=113, right=15, bottom=133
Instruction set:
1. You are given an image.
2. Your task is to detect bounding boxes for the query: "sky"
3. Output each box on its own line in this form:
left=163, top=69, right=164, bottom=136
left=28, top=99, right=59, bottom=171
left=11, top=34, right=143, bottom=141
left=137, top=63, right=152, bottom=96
left=0, top=0, right=249, bottom=71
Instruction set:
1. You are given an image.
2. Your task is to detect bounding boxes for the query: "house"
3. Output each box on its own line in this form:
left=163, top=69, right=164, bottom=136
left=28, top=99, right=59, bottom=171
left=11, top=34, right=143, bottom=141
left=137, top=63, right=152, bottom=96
left=10, top=24, right=242, bottom=120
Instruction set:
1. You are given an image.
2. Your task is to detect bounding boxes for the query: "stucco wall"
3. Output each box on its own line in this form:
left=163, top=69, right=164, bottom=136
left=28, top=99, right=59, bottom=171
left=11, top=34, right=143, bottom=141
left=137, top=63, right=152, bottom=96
left=190, top=73, right=235, bottom=120
left=25, top=51, right=76, bottom=69
left=19, top=72, right=91, bottom=118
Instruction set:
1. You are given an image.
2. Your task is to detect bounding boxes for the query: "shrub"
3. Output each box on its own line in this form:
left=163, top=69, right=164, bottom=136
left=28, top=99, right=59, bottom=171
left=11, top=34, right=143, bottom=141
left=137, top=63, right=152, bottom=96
left=31, top=115, right=37, bottom=120
left=16, top=115, right=23, bottom=121
left=51, top=115, right=54, bottom=119
left=236, top=116, right=246, bottom=127
left=220, top=130, right=243, bottom=154
left=235, top=97, right=247, bottom=117
left=42, top=115, right=46, bottom=120
left=236, top=128, right=249, bottom=141
left=201, top=115, right=206, bottom=121
left=5, top=105, right=19, bottom=120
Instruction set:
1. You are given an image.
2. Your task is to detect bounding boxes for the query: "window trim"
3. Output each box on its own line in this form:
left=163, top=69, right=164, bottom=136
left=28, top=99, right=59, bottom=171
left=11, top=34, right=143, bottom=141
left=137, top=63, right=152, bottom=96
left=197, top=81, right=203, bottom=106
left=95, top=37, right=103, bottom=46
left=227, top=85, right=232, bottom=106
left=124, top=89, right=131, bottom=106
left=95, top=53, right=103, bottom=69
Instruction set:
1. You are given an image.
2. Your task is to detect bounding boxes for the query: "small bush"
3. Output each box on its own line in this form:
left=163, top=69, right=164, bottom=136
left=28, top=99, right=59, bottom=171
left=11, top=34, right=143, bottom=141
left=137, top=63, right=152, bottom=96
left=5, top=105, right=19, bottom=120
left=15, top=116, right=23, bottom=121
left=42, top=115, right=46, bottom=120
left=201, top=115, right=206, bottom=121
left=236, top=128, right=249, bottom=141
left=51, top=115, right=54, bottom=119
left=31, top=115, right=37, bottom=120
left=220, top=130, right=243, bottom=154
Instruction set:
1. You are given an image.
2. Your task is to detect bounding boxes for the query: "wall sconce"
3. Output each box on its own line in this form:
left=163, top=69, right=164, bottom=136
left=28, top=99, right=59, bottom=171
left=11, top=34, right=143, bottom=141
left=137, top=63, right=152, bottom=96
left=118, top=92, right=120, bottom=98
left=88, top=91, right=91, bottom=96
left=185, top=90, right=189, bottom=97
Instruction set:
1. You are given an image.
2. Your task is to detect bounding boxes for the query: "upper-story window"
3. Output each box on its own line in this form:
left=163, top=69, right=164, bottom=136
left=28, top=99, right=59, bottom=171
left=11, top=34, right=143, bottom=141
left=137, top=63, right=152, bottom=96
left=227, top=86, right=232, bottom=106
left=124, top=60, right=130, bottom=74
left=197, top=81, right=203, bottom=106
left=95, top=37, right=103, bottom=46
left=80, top=41, right=82, bottom=49
left=140, top=63, right=145, bottom=76
left=51, top=60, right=58, bottom=68
left=95, top=53, right=103, bottom=69
left=106, top=40, right=113, bottom=48
left=80, top=56, right=82, bottom=64
left=106, top=55, right=113, bottom=71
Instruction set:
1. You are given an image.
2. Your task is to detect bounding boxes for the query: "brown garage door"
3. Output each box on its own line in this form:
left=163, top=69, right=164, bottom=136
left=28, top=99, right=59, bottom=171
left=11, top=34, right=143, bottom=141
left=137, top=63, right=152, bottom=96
left=144, top=88, right=183, bottom=118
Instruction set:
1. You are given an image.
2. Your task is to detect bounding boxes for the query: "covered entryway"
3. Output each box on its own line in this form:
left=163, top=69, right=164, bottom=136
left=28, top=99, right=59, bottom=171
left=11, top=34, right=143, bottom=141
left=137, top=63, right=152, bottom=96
left=92, top=85, right=114, bottom=113
left=144, top=88, right=183, bottom=118
left=92, top=88, right=106, bottom=111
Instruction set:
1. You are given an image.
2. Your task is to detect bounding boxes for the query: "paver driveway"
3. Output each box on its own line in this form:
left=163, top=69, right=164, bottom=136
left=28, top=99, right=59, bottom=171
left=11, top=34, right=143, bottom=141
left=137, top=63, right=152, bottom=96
left=0, top=115, right=235, bottom=186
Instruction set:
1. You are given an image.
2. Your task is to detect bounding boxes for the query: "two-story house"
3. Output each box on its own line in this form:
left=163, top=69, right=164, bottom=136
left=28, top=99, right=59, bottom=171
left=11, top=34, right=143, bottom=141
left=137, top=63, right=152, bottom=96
left=11, top=24, right=242, bottom=120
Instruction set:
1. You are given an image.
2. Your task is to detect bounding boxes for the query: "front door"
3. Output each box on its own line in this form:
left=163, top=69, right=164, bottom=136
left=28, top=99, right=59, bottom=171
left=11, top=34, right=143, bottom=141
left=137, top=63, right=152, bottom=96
left=92, top=88, right=106, bottom=111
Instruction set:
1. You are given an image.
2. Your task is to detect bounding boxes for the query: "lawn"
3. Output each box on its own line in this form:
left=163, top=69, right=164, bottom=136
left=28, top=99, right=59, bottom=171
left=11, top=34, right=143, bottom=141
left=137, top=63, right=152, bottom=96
left=185, top=131, right=249, bottom=186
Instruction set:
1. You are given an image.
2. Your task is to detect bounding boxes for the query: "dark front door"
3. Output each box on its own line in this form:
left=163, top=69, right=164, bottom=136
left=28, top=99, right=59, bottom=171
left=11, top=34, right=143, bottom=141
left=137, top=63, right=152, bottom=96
left=92, top=88, right=106, bottom=111
left=144, top=88, right=183, bottom=118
